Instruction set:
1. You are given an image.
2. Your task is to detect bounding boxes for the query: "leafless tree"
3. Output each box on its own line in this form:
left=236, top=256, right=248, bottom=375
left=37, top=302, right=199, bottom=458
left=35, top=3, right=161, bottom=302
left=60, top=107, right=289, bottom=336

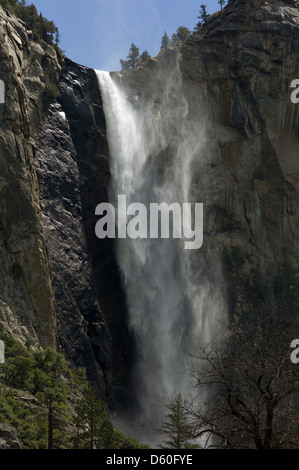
left=186, top=305, right=299, bottom=449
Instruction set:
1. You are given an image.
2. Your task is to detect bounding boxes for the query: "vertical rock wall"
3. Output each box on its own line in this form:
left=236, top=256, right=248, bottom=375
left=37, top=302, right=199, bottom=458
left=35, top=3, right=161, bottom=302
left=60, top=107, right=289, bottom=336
left=0, top=6, right=59, bottom=348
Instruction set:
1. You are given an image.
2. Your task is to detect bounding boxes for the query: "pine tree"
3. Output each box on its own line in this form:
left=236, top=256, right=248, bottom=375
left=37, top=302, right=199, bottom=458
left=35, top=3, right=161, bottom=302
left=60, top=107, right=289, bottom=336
left=120, top=59, right=130, bottom=71
left=138, top=50, right=150, bottom=65
left=171, top=33, right=177, bottom=46
left=0, top=0, right=18, bottom=13
left=195, top=5, right=210, bottom=31
left=127, top=43, right=140, bottom=69
left=32, top=348, right=71, bottom=449
left=120, top=43, right=140, bottom=71
left=72, top=384, right=115, bottom=449
left=218, top=0, right=227, bottom=11
left=159, top=394, right=200, bottom=449
left=0, top=0, right=62, bottom=50
left=171, top=26, right=191, bottom=46
left=55, top=27, right=61, bottom=47
left=161, top=31, right=171, bottom=51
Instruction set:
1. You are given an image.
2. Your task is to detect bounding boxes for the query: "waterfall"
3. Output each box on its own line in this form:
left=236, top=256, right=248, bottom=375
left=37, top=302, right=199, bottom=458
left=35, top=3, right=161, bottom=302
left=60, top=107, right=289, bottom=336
left=96, top=56, right=226, bottom=435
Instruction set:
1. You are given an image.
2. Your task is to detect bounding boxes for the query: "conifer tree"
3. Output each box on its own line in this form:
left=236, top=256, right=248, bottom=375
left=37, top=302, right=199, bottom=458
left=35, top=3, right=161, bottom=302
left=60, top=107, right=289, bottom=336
left=161, top=31, right=171, bottom=51
left=72, top=384, right=115, bottom=449
left=138, top=50, right=150, bottom=65
left=127, top=43, right=140, bottom=69
left=120, top=59, right=130, bottom=71
left=171, top=26, right=191, bottom=45
left=195, top=5, right=210, bottom=31
left=0, top=0, right=62, bottom=51
left=159, top=394, right=200, bottom=449
left=120, top=43, right=140, bottom=71
left=218, top=0, right=227, bottom=11
left=55, top=27, right=61, bottom=46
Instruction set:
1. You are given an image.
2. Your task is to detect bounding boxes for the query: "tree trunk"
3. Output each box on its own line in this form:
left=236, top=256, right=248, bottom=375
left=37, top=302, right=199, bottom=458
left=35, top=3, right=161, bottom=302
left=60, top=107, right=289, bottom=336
left=48, top=394, right=53, bottom=450
left=264, top=406, right=274, bottom=448
left=90, top=404, right=94, bottom=450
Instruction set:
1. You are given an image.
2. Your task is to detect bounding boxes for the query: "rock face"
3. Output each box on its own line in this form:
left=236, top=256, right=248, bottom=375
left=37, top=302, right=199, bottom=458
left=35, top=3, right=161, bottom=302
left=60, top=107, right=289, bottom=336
left=0, top=423, right=22, bottom=449
left=179, top=0, right=299, bottom=294
left=0, top=0, right=299, bottom=408
left=0, top=5, right=59, bottom=348
left=54, top=60, right=135, bottom=405
left=0, top=3, right=132, bottom=403
left=35, top=102, right=112, bottom=400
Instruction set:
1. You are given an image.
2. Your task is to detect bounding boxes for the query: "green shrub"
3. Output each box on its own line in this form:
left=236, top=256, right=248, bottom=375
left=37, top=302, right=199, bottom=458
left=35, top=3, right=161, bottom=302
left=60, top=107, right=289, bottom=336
left=43, top=83, right=60, bottom=109
left=0, top=331, right=149, bottom=449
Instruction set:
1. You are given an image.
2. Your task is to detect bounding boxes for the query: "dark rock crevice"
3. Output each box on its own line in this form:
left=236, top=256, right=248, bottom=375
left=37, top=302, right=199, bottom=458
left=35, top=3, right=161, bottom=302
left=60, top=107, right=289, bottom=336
left=36, top=60, right=137, bottom=408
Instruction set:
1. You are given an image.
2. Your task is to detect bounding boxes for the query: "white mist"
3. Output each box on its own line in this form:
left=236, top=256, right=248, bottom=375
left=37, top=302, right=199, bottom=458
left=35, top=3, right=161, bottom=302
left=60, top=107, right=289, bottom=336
left=96, top=57, right=226, bottom=439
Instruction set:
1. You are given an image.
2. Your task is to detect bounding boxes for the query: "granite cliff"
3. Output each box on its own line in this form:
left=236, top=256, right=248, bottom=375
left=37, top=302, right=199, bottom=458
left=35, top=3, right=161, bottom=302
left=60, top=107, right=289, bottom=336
left=0, top=0, right=299, bottom=417
left=0, top=5, right=59, bottom=350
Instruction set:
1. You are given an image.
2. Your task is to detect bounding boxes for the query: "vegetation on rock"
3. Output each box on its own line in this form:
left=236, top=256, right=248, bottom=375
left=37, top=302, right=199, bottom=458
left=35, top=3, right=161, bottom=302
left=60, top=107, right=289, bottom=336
left=120, top=43, right=151, bottom=71
left=120, top=2, right=230, bottom=68
left=0, top=332, right=149, bottom=449
left=0, top=0, right=63, bottom=58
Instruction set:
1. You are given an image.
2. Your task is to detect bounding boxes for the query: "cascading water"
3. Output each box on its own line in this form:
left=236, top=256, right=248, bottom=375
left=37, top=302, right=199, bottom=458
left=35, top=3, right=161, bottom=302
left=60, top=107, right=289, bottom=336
left=96, top=54, right=226, bottom=439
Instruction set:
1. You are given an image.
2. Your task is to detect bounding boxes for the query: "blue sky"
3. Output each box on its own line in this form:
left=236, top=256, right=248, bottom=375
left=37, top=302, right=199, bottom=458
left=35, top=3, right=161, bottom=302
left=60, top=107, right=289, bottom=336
left=31, top=0, right=221, bottom=71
